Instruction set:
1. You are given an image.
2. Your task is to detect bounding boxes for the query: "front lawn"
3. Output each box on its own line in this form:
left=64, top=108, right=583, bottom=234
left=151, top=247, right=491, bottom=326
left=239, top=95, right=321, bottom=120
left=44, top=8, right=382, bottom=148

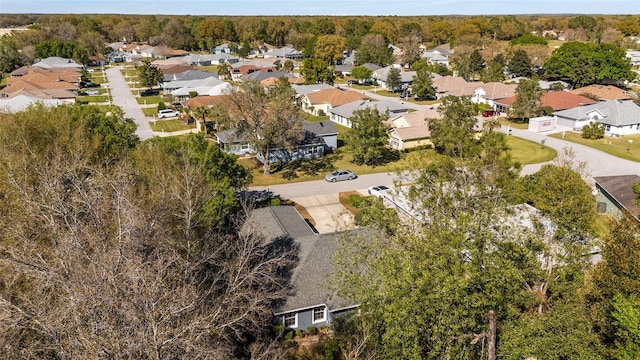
left=136, top=95, right=170, bottom=105
left=549, top=131, right=640, bottom=162
left=506, top=135, right=557, bottom=165
left=499, top=118, right=529, bottom=130
left=76, top=95, right=111, bottom=103
left=149, top=119, right=196, bottom=132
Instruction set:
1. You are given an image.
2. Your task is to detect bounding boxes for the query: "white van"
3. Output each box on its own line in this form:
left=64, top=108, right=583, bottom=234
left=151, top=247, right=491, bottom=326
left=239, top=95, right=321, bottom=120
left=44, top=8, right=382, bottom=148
left=158, top=109, right=179, bottom=119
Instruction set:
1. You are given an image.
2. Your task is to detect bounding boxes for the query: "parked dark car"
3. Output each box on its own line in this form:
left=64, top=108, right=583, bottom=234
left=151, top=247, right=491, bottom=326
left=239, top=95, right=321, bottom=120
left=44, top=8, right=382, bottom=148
left=415, top=95, right=437, bottom=101
left=140, top=89, right=160, bottom=97
left=482, top=110, right=497, bottom=117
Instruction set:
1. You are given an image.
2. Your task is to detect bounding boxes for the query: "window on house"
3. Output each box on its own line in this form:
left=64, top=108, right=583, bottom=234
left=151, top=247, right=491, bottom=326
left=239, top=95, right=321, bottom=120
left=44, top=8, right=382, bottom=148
left=312, top=306, right=326, bottom=323
left=283, top=313, right=297, bottom=328
left=605, top=125, right=611, bottom=132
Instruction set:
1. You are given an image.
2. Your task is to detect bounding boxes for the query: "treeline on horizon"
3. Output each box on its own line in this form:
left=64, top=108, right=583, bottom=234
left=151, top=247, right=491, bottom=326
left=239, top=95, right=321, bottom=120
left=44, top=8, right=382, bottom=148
left=2, top=13, right=639, bottom=55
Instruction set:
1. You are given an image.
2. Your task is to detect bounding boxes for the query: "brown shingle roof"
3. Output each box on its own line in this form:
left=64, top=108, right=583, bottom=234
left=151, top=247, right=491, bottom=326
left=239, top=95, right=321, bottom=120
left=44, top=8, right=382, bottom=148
left=181, top=95, right=230, bottom=109
left=594, top=175, right=640, bottom=218
left=571, top=85, right=631, bottom=101
left=305, top=88, right=368, bottom=107
left=496, top=91, right=598, bottom=110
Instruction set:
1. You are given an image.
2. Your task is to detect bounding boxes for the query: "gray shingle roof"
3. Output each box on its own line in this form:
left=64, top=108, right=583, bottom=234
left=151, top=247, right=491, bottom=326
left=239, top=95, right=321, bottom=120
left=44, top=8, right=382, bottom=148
left=292, top=84, right=334, bottom=96
left=275, top=229, right=368, bottom=313
left=330, top=100, right=410, bottom=119
left=303, top=120, right=338, bottom=136
left=554, top=100, right=640, bottom=126
left=163, top=69, right=217, bottom=82
left=244, top=206, right=316, bottom=242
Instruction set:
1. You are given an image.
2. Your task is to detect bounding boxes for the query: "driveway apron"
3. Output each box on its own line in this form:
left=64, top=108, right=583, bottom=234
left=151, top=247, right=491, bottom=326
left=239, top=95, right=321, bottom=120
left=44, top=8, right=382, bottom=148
left=292, top=194, right=355, bottom=234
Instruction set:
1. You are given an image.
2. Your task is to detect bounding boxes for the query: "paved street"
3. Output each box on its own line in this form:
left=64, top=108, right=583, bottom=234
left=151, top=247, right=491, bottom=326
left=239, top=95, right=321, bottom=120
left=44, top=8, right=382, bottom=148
left=105, top=66, right=154, bottom=140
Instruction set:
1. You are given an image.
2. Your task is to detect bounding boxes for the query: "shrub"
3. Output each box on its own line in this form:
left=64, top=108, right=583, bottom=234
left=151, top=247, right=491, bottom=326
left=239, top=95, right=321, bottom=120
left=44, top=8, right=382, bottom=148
left=307, top=326, right=318, bottom=336
left=283, top=339, right=295, bottom=348
left=270, top=197, right=282, bottom=206
left=284, top=330, right=294, bottom=340
left=157, top=101, right=167, bottom=111
left=582, top=121, right=605, bottom=139
left=295, top=329, right=304, bottom=338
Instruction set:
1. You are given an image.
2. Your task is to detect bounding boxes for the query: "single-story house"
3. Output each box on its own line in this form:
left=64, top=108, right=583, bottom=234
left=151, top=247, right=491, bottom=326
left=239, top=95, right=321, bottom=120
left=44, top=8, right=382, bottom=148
left=302, top=120, right=338, bottom=150
left=494, top=91, right=597, bottom=114
left=329, top=99, right=410, bottom=128
left=553, top=100, right=640, bottom=136
left=301, top=88, right=368, bottom=116
left=212, top=43, right=232, bottom=54
left=243, top=206, right=361, bottom=330
left=420, top=51, right=450, bottom=67
left=373, top=66, right=417, bottom=91
left=0, top=94, right=64, bottom=113
left=216, top=120, right=336, bottom=161
left=263, top=46, right=303, bottom=60
left=386, top=107, right=441, bottom=151
left=163, top=69, right=217, bottom=83
left=164, top=77, right=232, bottom=101
left=571, top=85, right=632, bottom=101
left=593, top=175, right=640, bottom=220
left=471, top=82, right=517, bottom=107
left=433, top=76, right=475, bottom=98
left=32, top=56, right=83, bottom=69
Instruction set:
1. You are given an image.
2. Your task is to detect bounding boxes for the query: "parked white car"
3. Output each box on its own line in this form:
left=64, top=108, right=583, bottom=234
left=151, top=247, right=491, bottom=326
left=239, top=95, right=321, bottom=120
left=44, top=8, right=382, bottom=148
left=158, top=109, right=179, bottom=119
left=367, top=185, right=390, bottom=198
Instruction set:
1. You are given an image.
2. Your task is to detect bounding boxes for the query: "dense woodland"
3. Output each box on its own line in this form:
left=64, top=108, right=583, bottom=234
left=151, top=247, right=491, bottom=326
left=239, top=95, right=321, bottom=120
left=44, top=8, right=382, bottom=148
left=1, top=12, right=640, bottom=360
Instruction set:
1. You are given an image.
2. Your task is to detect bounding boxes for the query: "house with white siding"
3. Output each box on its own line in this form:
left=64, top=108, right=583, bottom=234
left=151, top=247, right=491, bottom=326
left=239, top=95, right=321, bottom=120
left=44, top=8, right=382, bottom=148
left=553, top=100, right=640, bottom=136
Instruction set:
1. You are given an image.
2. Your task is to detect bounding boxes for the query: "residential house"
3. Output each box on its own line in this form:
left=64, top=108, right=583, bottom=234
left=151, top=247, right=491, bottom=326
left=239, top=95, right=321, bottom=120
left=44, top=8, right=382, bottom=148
left=230, top=64, right=277, bottom=82
left=301, top=88, right=368, bottom=116
left=333, top=64, right=354, bottom=77
left=594, top=175, right=640, bottom=220
left=372, top=66, right=417, bottom=91
left=166, top=77, right=233, bottom=101
left=330, top=99, right=410, bottom=128
left=32, top=56, right=83, bottom=69
left=0, top=94, right=64, bottom=113
left=420, top=44, right=452, bottom=67
left=213, top=43, right=232, bottom=54
left=244, top=70, right=297, bottom=83
left=433, top=76, right=475, bottom=98
left=156, top=63, right=197, bottom=78
left=495, top=91, right=597, bottom=114
left=471, top=82, right=517, bottom=107
left=243, top=206, right=361, bottom=330
left=1, top=66, right=80, bottom=102
left=571, top=85, right=632, bottom=101
left=181, top=54, right=233, bottom=67
left=292, top=84, right=334, bottom=97
left=263, top=46, right=303, bottom=60
left=386, top=107, right=441, bottom=151
left=181, top=95, right=229, bottom=133
left=553, top=100, right=640, bottom=136
left=301, top=120, right=338, bottom=150
left=163, top=69, right=216, bottom=83
left=140, top=45, right=188, bottom=60
left=216, top=120, right=336, bottom=161
left=626, top=50, right=640, bottom=69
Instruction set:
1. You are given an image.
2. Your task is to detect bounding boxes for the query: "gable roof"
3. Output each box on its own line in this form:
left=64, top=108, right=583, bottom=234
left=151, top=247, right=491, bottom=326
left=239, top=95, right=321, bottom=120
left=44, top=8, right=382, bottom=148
left=32, top=57, right=83, bottom=69
left=330, top=99, right=410, bottom=119
left=291, top=84, right=334, bottom=96
left=305, top=88, right=368, bottom=107
left=387, top=107, right=440, bottom=141
left=303, top=120, right=338, bottom=137
left=0, top=95, right=64, bottom=113
left=156, top=63, right=196, bottom=75
left=571, top=85, right=631, bottom=101
left=496, top=91, right=598, bottom=111
left=553, top=100, right=640, bottom=126
left=244, top=70, right=292, bottom=82
left=594, top=175, right=640, bottom=218
left=181, top=95, right=229, bottom=109
left=245, top=206, right=316, bottom=241
left=373, top=66, right=417, bottom=83
left=163, top=69, right=217, bottom=82
left=477, top=82, right=517, bottom=100
left=433, top=76, right=474, bottom=96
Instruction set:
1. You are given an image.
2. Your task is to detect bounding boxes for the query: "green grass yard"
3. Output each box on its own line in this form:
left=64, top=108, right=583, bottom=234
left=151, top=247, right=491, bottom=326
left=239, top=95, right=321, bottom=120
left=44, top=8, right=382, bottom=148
left=149, top=119, right=195, bottom=132
left=549, top=131, right=640, bottom=162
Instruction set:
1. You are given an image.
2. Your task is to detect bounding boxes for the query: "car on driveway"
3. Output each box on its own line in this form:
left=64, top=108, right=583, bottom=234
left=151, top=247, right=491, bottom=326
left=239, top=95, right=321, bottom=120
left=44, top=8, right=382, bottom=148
left=158, top=109, right=180, bottom=119
left=482, top=110, right=497, bottom=117
left=325, top=169, right=357, bottom=182
left=368, top=185, right=390, bottom=198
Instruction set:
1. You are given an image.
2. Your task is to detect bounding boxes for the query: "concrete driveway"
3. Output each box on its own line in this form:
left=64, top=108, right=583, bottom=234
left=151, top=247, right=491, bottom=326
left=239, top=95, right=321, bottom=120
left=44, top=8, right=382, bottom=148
left=292, top=194, right=355, bottom=234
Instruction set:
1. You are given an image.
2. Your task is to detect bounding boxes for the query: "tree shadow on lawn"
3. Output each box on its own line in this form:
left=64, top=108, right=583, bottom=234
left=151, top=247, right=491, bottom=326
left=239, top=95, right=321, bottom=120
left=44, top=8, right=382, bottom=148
left=273, top=152, right=344, bottom=180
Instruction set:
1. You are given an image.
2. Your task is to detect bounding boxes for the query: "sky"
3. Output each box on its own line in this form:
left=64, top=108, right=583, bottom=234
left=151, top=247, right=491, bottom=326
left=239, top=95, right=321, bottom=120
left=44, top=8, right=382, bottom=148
left=1, top=0, right=639, bottom=16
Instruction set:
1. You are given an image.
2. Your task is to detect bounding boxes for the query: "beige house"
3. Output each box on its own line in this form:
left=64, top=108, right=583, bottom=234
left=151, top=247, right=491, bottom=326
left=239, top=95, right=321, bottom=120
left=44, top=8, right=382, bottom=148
left=301, top=88, right=368, bottom=116
left=386, top=107, right=441, bottom=151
